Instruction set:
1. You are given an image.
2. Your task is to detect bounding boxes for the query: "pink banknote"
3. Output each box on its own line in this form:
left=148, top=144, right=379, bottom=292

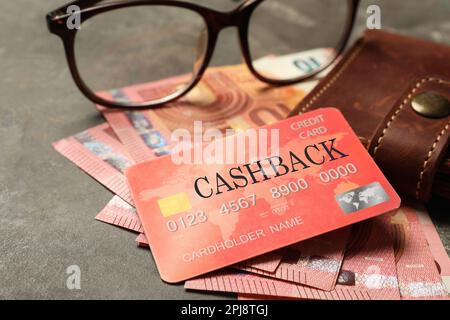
left=96, top=196, right=143, bottom=233
left=234, top=253, right=283, bottom=273
left=390, top=206, right=448, bottom=299
left=53, top=123, right=135, bottom=205
left=186, top=216, right=400, bottom=300
left=238, top=204, right=450, bottom=300
left=235, top=227, right=351, bottom=291
left=136, top=232, right=149, bottom=248
left=414, top=205, right=450, bottom=294
left=186, top=269, right=371, bottom=300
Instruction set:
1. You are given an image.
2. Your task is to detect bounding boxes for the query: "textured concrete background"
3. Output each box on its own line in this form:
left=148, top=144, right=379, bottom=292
left=0, top=0, right=449, bottom=299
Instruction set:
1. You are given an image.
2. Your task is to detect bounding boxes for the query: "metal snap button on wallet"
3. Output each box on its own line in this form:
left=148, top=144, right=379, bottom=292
left=411, top=91, right=450, bottom=118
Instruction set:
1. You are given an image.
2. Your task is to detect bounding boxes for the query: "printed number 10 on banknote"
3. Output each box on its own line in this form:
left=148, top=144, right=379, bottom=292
left=126, top=108, right=401, bottom=283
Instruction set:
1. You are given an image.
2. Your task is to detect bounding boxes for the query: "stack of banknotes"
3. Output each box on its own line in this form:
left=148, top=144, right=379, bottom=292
left=53, top=51, right=450, bottom=300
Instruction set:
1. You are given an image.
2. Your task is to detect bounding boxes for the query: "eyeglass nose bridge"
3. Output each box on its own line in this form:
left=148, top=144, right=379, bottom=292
left=210, top=11, right=242, bottom=33
left=208, top=0, right=256, bottom=34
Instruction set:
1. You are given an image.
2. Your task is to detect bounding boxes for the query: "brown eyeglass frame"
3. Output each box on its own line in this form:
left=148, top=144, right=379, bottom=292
left=47, top=0, right=360, bottom=110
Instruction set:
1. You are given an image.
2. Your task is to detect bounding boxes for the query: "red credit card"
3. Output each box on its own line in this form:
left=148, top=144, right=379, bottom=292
left=126, top=108, right=401, bottom=283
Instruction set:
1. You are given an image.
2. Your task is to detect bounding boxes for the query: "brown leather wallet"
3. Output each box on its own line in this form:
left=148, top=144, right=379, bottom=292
left=289, top=30, right=450, bottom=202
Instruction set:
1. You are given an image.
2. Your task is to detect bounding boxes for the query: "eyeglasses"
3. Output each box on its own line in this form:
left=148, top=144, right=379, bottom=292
left=47, top=0, right=359, bottom=109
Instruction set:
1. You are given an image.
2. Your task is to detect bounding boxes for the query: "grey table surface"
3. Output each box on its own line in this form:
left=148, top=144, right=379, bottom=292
left=0, top=0, right=449, bottom=299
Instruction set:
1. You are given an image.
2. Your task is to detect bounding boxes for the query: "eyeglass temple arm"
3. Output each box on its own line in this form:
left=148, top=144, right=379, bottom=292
left=47, top=0, right=104, bottom=20
left=48, top=0, right=253, bottom=20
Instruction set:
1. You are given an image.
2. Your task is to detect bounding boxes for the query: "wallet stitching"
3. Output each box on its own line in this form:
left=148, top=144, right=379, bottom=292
left=416, top=120, right=450, bottom=199
left=300, top=45, right=364, bottom=113
left=372, top=78, right=435, bottom=156
left=371, top=77, right=449, bottom=199
left=416, top=78, right=450, bottom=198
